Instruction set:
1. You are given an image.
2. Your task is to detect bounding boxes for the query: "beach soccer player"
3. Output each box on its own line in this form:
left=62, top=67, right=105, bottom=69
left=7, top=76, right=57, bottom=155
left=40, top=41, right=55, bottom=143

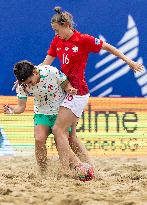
left=3, top=60, right=94, bottom=180
left=40, top=6, right=144, bottom=173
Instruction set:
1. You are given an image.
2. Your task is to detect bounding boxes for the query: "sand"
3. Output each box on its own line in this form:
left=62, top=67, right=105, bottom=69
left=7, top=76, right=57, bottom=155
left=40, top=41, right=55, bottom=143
left=0, top=156, right=147, bottom=205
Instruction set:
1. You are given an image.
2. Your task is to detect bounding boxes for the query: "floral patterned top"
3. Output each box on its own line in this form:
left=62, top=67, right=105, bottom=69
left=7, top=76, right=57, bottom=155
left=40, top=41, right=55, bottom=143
left=16, top=65, right=67, bottom=115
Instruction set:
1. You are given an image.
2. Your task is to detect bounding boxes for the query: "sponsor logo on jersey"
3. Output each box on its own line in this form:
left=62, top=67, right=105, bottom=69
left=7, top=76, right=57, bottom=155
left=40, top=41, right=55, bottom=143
left=95, top=38, right=100, bottom=45
left=65, top=47, right=69, bottom=51
left=72, top=46, right=78, bottom=52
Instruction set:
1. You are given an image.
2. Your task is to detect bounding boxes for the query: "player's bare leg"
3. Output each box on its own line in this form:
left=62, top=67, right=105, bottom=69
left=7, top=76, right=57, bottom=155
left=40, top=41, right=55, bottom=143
left=52, top=107, right=80, bottom=172
left=34, top=125, right=49, bottom=172
left=69, top=122, right=91, bottom=164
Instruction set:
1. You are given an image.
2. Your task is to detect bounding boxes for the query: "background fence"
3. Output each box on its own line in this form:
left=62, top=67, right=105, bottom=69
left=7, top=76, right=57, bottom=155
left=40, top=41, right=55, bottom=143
left=0, top=0, right=147, bottom=97
left=0, top=96, right=147, bottom=156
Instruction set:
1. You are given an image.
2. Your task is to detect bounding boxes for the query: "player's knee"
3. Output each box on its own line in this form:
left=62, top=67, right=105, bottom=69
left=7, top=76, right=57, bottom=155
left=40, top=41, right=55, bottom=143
left=52, top=125, right=61, bottom=135
left=35, top=135, right=46, bottom=145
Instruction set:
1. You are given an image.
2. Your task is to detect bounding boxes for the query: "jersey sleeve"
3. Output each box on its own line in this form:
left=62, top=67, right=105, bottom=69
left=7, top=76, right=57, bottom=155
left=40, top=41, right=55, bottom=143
left=16, top=85, right=28, bottom=100
left=47, top=36, right=57, bottom=57
left=81, top=34, right=103, bottom=53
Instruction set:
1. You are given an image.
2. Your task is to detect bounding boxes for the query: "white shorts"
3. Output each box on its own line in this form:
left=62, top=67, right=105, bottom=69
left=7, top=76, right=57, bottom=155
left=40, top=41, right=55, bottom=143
left=60, top=93, right=90, bottom=118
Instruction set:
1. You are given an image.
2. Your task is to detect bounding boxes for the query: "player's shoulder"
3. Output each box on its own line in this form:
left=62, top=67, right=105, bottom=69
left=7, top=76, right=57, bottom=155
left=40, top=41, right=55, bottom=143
left=36, top=64, right=58, bottom=72
left=36, top=65, right=59, bottom=76
left=80, top=32, right=94, bottom=40
left=74, top=31, right=94, bottom=44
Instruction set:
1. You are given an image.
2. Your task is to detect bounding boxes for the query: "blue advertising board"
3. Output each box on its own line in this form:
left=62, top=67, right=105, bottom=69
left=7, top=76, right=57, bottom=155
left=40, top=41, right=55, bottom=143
left=0, top=0, right=147, bottom=97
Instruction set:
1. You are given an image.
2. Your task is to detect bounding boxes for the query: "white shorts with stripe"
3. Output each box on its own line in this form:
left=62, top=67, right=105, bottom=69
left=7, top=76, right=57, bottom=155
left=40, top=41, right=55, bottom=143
left=60, top=93, right=90, bottom=118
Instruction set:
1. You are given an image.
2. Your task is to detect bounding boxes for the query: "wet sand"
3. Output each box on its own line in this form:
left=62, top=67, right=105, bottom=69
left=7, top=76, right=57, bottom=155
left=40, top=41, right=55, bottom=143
left=0, top=156, right=147, bottom=205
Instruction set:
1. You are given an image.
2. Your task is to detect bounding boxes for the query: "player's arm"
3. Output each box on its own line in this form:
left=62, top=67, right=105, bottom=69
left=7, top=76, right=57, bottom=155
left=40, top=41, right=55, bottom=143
left=102, top=41, right=144, bottom=72
left=3, top=98, right=27, bottom=114
left=41, top=55, right=55, bottom=65
left=61, top=79, right=77, bottom=95
left=41, top=37, right=57, bottom=66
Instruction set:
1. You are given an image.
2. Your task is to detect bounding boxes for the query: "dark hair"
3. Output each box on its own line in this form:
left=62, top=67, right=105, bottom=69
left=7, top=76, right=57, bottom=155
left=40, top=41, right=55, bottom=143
left=13, top=60, right=35, bottom=84
left=51, top=6, right=74, bottom=28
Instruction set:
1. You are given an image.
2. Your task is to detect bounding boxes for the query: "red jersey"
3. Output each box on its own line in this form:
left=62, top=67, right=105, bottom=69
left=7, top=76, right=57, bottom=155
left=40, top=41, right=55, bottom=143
left=48, top=30, right=103, bottom=95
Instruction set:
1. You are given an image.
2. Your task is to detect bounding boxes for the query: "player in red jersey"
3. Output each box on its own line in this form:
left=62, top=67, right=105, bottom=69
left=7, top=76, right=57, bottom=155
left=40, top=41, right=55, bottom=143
left=41, top=6, right=144, bottom=175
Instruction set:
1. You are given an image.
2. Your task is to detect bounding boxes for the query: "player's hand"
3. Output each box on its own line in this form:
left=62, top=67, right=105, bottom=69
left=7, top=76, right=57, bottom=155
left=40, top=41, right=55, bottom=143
left=12, top=80, right=19, bottom=91
left=67, top=87, right=78, bottom=95
left=129, top=61, right=144, bottom=72
left=3, top=104, right=14, bottom=114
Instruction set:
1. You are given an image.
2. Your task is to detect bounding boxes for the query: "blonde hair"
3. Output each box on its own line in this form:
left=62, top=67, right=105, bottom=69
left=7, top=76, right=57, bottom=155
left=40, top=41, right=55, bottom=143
left=51, top=6, right=75, bottom=28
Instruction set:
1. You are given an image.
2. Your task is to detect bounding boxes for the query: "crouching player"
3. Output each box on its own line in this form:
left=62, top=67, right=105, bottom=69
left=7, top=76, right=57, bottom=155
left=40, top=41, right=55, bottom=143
left=3, top=60, right=94, bottom=181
